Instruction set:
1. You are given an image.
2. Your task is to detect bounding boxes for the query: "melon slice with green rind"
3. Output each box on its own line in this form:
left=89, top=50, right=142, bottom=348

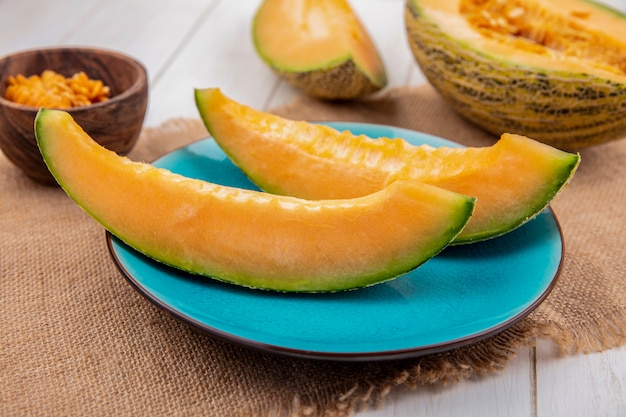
left=34, top=108, right=475, bottom=293
left=194, top=87, right=580, bottom=244
left=252, top=0, right=387, bottom=99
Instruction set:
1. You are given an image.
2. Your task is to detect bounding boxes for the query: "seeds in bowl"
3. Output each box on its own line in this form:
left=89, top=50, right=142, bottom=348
left=4, top=70, right=111, bottom=108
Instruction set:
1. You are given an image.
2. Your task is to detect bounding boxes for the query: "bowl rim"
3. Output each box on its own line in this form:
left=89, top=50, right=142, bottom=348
left=0, top=46, right=148, bottom=112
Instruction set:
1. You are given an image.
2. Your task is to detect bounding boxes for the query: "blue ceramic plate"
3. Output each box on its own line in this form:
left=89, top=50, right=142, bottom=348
left=107, top=122, right=563, bottom=361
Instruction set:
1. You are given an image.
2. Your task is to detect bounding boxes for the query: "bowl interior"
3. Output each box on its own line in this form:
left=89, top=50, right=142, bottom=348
left=0, top=47, right=146, bottom=106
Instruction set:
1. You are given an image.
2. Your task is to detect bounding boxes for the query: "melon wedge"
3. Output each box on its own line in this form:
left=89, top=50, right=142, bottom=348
left=195, top=88, right=580, bottom=244
left=252, top=0, right=387, bottom=99
left=34, top=108, right=475, bottom=292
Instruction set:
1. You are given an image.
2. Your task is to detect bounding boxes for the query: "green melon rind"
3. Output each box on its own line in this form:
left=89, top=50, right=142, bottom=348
left=34, top=108, right=475, bottom=293
left=405, top=0, right=626, bottom=150
left=273, top=59, right=386, bottom=100
left=456, top=152, right=580, bottom=244
left=252, top=39, right=387, bottom=99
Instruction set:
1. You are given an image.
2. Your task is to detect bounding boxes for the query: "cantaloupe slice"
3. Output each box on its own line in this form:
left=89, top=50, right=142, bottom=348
left=195, top=87, right=580, bottom=244
left=252, top=0, right=387, bottom=99
left=34, top=108, right=475, bottom=292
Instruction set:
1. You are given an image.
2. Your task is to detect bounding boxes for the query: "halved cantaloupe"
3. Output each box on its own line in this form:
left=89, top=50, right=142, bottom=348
left=195, top=88, right=580, bottom=244
left=405, top=0, right=626, bottom=149
left=252, top=0, right=387, bottom=99
left=34, top=108, right=475, bottom=292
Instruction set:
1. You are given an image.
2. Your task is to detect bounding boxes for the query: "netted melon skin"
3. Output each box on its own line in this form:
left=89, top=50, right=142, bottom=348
left=405, top=2, right=626, bottom=150
left=276, top=59, right=384, bottom=100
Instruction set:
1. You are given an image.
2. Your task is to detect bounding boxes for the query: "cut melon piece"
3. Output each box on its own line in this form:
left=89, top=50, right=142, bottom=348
left=405, top=0, right=626, bottom=149
left=252, top=0, right=387, bottom=99
left=195, top=88, right=580, bottom=244
left=34, top=108, right=475, bottom=292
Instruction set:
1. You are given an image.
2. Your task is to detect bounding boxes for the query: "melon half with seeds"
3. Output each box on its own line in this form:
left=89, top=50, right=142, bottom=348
left=34, top=108, right=475, bottom=293
left=195, top=88, right=580, bottom=244
left=405, top=0, right=626, bottom=149
left=252, top=0, right=387, bottom=99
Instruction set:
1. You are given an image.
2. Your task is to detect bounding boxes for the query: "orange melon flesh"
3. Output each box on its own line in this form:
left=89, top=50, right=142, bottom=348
left=421, top=0, right=626, bottom=83
left=195, top=88, right=580, bottom=244
left=252, top=0, right=387, bottom=99
left=34, top=108, right=475, bottom=292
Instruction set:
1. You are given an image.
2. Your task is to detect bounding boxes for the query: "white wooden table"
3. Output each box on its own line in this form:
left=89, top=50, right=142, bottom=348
left=1, top=1, right=624, bottom=416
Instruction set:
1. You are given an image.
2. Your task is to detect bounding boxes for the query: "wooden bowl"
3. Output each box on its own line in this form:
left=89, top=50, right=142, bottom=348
left=0, top=47, right=148, bottom=185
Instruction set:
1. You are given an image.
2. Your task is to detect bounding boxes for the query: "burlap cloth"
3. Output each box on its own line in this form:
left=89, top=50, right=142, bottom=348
left=1, top=84, right=625, bottom=416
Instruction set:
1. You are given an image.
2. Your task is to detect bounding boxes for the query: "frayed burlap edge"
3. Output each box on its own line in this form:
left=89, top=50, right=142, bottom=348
left=263, top=321, right=538, bottom=417
left=532, top=310, right=626, bottom=355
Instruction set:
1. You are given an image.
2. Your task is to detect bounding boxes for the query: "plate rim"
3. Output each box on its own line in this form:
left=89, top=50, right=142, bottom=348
left=105, top=121, right=564, bottom=362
